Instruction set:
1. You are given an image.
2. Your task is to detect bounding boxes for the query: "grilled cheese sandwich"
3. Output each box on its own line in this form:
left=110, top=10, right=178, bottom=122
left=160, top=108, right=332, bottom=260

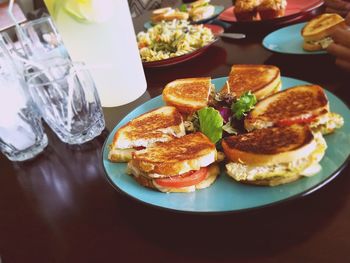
left=244, top=85, right=344, bottom=134
left=222, top=125, right=327, bottom=186
left=302, top=13, right=345, bottom=51
left=108, top=106, right=186, bottom=162
left=127, top=132, right=219, bottom=192
left=219, top=64, right=281, bottom=100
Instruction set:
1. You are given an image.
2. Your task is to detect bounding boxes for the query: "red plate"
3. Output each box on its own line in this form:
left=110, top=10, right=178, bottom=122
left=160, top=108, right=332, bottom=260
left=218, top=0, right=323, bottom=24
left=142, top=24, right=222, bottom=68
left=142, top=39, right=218, bottom=68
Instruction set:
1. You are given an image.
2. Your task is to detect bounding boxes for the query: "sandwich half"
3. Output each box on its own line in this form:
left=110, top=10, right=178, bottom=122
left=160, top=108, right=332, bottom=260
left=151, top=8, right=189, bottom=23
left=189, top=0, right=215, bottom=21
left=127, top=132, right=219, bottom=192
left=222, top=125, right=327, bottom=186
left=219, top=64, right=281, bottom=100
left=244, top=85, right=344, bottom=134
left=108, top=106, right=186, bottom=162
left=302, top=13, right=345, bottom=51
left=163, top=77, right=213, bottom=116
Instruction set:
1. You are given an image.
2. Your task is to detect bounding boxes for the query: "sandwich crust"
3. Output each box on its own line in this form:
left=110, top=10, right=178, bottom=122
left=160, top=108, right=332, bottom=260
left=222, top=125, right=316, bottom=166
left=112, top=106, right=185, bottom=149
left=131, top=132, right=217, bottom=176
left=245, top=85, right=329, bottom=131
left=219, top=64, right=281, bottom=100
left=301, top=13, right=345, bottom=42
left=301, top=13, right=346, bottom=51
left=163, top=77, right=211, bottom=115
left=151, top=10, right=189, bottom=23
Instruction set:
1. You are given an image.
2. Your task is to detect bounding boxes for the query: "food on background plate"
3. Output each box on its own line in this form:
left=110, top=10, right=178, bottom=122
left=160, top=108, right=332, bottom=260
left=244, top=85, right=344, bottom=134
left=127, top=132, right=219, bottom=193
left=257, top=0, right=287, bottom=20
left=222, top=124, right=327, bottom=186
left=234, top=0, right=287, bottom=21
left=163, top=77, right=213, bottom=116
left=108, top=106, right=185, bottom=162
left=137, top=20, right=215, bottom=62
left=234, top=0, right=260, bottom=21
left=302, top=13, right=345, bottom=51
left=151, top=7, right=189, bottom=23
left=188, top=0, right=215, bottom=22
left=218, top=64, right=281, bottom=100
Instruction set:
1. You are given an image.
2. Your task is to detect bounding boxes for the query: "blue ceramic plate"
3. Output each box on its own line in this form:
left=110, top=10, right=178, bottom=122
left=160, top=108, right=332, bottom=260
left=144, top=5, right=225, bottom=29
left=263, top=23, right=327, bottom=55
left=103, top=77, right=350, bottom=214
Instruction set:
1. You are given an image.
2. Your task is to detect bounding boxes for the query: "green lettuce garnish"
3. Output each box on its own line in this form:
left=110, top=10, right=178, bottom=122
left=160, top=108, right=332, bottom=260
left=231, top=91, right=257, bottom=120
left=198, top=107, right=223, bottom=144
left=179, top=4, right=187, bottom=12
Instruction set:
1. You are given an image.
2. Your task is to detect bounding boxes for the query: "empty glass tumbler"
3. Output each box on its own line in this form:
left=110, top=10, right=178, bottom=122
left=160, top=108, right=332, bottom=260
left=26, top=62, right=105, bottom=144
left=0, top=37, right=48, bottom=161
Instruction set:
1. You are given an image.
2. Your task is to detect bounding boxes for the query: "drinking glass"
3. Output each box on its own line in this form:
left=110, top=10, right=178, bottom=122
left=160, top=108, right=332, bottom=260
left=0, top=35, right=48, bottom=161
left=17, top=16, right=70, bottom=66
left=26, top=61, right=105, bottom=145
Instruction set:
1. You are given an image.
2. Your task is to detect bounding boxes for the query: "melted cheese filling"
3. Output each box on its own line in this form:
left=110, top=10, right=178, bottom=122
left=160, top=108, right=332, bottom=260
left=310, top=112, right=344, bottom=134
left=225, top=133, right=327, bottom=182
left=108, top=148, right=135, bottom=162
left=306, top=37, right=333, bottom=49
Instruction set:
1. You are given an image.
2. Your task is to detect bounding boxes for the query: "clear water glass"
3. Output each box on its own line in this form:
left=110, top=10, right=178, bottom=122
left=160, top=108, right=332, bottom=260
left=0, top=36, right=48, bottom=161
left=26, top=62, right=105, bottom=145
left=17, top=16, right=70, bottom=66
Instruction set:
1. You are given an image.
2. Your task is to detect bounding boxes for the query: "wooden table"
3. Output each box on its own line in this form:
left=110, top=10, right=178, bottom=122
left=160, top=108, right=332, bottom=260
left=1, top=1, right=350, bottom=262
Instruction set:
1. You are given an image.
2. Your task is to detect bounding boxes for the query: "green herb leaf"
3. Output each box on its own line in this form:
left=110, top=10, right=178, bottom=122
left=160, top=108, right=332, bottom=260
left=231, top=91, right=257, bottom=120
left=179, top=4, right=188, bottom=12
left=198, top=107, right=223, bottom=144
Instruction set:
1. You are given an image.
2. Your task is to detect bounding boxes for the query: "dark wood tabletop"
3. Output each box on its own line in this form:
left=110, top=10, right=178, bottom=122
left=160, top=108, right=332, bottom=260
left=1, top=1, right=350, bottom=262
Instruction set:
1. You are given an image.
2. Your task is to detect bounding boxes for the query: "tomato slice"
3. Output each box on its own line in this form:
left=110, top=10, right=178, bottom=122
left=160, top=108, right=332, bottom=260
left=277, top=115, right=317, bottom=127
left=133, top=146, right=145, bottom=150
left=154, top=167, right=209, bottom=188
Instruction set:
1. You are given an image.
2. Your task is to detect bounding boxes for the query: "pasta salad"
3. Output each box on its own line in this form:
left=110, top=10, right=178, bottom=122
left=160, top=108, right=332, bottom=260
left=137, top=20, right=215, bottom=62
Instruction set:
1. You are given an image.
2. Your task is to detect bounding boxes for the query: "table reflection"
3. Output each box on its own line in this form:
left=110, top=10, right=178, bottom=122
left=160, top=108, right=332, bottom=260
left=13, top=130, right=108, bottom=221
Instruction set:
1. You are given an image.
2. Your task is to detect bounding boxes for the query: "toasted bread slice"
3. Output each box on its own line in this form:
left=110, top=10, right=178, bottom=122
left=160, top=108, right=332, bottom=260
left=163, top=77, right=212, bottom=115
left=301, top=13, right=345, bottom=51
left=108, top=106, right=185, bottom=162
left=223, top=125, right=327, bottom=186
left=244, top=85, right=329, bottom=132
left=151, top=9, right=189, bottom=23
left=130, top=132, right=217, bottom=176
left=223, top=125, right=317, bottom=165
left=219, top=64, right=281, bottom=100
left=128, top=163, right=219, bottom=192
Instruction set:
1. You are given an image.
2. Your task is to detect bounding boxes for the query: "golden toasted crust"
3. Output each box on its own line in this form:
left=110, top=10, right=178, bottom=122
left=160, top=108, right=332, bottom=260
left=163, top=77, right=211, bottom=115
left=132, top=132, right=217, bottom=175
left=151, top=10, right=189, bottom=23
left=112, top=106, right=185, bottom=149
left=132, top=163, right=219, bottom=192
left=222, top=125, right=317, bottom=165
left=244, top=85, right=329, bottom=131
left=301, top=13, right=345, bottom=42
left=220, top=64, right=281, bottom=100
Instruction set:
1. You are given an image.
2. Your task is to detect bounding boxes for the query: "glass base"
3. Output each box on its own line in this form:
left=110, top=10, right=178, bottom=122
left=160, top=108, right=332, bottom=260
left=4, top=134, right=48, bottom=162
left=54, top=117, right=105, bottom=145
